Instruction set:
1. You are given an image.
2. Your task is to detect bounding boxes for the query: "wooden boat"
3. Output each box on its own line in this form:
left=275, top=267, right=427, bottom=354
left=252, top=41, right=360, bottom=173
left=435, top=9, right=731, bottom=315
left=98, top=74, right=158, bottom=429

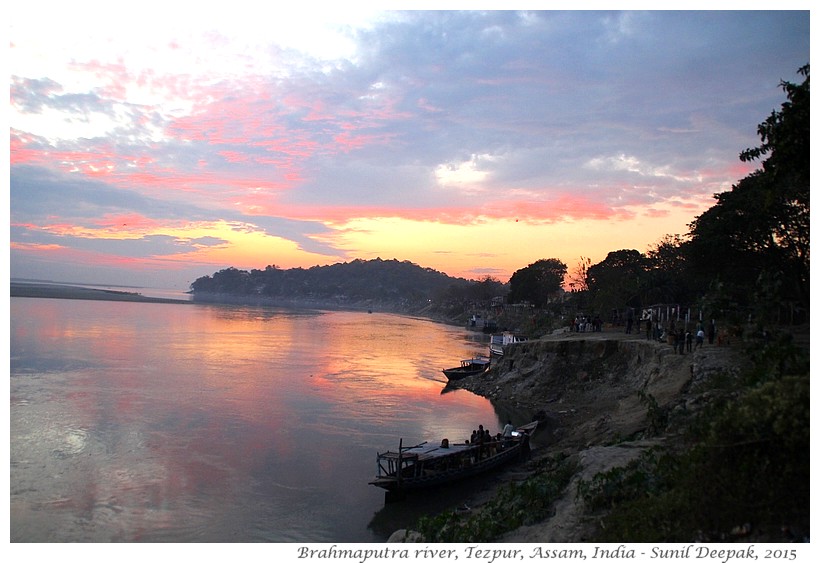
left=489, top=332, right=527, bottom=358
left=441, top=357, right=490, bottom=381
left=369, top=421, right=538, bottom=500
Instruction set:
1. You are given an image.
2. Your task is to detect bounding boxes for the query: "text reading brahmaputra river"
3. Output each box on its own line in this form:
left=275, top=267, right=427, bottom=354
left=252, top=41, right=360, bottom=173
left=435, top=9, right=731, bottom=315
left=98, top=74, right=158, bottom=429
left=296, top=545, right=803, bottom=563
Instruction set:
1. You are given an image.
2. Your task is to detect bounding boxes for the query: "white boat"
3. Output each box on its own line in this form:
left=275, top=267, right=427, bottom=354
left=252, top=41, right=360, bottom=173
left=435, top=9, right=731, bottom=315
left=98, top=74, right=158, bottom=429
left=489, top=332, right=526, bottom=358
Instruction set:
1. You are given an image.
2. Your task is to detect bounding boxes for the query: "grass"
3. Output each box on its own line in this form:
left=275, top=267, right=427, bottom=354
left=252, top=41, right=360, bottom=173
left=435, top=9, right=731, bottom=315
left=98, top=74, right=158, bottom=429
left=414, top=454, right=578, bottom=542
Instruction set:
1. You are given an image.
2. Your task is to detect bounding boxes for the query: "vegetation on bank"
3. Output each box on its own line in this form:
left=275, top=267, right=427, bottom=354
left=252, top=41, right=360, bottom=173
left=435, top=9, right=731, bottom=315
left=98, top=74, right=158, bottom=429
left=414, top=454, right=578, bottom=542
left=576, top=334, right=809, bottom=542
left=188, top=258, right=500, bottom=322
left=189, top=257, right=467, bottom=303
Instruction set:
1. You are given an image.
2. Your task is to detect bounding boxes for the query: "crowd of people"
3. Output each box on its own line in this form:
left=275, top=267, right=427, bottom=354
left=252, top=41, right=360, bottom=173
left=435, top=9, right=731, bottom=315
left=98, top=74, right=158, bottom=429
left=448, top=420, right=521, bottom=460
left=568, top=306, right=724, bottom=356
left=643, top=317, right=719, bottom=354
left=572, top=315, right=603, bottom=332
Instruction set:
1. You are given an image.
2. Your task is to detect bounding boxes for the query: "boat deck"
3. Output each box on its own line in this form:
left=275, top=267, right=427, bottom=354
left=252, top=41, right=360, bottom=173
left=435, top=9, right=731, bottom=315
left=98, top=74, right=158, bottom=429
left=379, top=441, right=475, bottom=462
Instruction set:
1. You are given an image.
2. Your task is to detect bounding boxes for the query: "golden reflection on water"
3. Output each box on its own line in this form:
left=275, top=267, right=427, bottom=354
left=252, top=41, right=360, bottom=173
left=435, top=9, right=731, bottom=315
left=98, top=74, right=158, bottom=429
left=11, top=299, right=497, bottom=541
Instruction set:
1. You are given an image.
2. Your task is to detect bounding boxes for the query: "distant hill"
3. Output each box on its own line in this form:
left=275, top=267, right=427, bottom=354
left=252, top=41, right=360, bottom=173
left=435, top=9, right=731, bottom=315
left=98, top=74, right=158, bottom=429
left=189, top=258, right=475, bottom=313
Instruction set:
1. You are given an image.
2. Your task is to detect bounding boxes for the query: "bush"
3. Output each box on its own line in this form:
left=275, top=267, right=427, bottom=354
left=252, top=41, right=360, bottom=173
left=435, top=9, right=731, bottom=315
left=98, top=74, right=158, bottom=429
left=415, top=454, right=577, bottom=542
left=578, top=373, right=809, bottom=541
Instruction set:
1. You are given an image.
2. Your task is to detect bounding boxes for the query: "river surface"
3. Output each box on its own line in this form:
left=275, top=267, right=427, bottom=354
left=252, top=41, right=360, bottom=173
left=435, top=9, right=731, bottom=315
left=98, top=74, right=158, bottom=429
left=10, top=296, right=521, bottom=542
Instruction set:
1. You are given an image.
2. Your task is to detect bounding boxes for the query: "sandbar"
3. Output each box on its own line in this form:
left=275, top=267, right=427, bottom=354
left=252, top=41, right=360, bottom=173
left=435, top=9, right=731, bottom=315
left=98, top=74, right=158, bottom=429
left=10, top=281, right=192, bottom=305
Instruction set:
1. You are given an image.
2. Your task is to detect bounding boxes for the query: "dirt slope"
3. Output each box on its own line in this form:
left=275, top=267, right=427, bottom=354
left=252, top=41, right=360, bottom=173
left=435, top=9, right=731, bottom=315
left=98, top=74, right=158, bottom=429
left=445, top=328, right=750, bottom=542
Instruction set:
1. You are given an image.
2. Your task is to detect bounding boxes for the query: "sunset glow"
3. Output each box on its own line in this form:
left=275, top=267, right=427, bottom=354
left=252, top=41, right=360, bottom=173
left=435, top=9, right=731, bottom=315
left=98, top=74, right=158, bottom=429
left=8, top=6, right=810, bottom=289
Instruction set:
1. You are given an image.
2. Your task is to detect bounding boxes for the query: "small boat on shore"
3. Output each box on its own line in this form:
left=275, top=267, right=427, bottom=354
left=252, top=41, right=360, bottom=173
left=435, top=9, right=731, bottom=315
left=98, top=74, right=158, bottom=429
left=489, top=332, right=527, bottom=358
left=369, top=421, right=538, bottom=501
left=441, top=357, right=490, bottom=381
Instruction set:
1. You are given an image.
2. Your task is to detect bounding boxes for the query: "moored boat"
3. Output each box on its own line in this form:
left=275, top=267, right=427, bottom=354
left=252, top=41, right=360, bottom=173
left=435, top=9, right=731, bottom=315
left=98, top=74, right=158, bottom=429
left=369, top=421, right=538, bottom=500
left=489, top=332, right=527, bottom=358
left=441, top=357, right=490, bottom=381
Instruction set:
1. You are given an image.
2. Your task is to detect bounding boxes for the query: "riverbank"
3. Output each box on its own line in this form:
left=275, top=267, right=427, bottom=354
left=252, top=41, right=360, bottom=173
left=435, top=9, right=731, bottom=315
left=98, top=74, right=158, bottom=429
left=391, top=328, right=770, bottom=542
left=10, top=281, right=193, bottom=304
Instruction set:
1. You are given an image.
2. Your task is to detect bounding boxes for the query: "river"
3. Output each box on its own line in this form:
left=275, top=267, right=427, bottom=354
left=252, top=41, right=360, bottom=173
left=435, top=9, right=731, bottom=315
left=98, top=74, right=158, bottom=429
left=10, top=296, right=518, bottom=542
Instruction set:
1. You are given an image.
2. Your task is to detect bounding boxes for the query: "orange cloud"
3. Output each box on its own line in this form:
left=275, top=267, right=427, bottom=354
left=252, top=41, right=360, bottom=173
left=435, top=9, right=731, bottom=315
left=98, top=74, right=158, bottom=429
left=10, top=241, right=66, bottom=252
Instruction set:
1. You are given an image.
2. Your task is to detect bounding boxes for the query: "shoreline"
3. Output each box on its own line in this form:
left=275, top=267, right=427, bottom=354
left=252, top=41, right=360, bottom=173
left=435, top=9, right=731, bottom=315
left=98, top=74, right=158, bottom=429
left=9, top=283, right=468, bottom=327
left=10, top=281, right=193, bottom=305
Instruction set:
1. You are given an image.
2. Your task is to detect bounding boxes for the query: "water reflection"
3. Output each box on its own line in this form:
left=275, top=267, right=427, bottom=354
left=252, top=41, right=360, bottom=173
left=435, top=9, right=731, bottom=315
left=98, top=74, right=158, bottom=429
left=11, top=299, right=501, bottom=542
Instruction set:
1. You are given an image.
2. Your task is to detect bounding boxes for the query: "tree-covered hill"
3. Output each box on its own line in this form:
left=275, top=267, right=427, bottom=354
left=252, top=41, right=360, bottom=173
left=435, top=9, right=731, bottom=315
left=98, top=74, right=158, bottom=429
left=189, top=258, right=478, bottom=313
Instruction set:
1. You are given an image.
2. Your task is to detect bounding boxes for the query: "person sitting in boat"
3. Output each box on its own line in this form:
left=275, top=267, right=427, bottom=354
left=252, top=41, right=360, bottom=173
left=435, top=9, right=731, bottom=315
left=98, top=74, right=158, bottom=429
left=476, top=425, right=486, bottom=459
left=486, top=432, right=501, bottom=455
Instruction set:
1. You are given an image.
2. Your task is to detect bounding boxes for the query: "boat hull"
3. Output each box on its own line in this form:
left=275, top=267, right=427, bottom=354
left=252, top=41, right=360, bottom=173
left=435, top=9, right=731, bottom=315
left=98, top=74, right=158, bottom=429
left=369, top=422, right=537, bottom=495
left=441, top=358, right=489, bottom=381
left=370, top=443, right=526, bottom=492
left=442, top=366, right=488, bottom=381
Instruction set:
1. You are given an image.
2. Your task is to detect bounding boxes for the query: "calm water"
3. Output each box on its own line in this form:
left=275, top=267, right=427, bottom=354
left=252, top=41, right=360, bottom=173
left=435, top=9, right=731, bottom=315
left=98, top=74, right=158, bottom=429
left=10, top=297, right=514, bottom=543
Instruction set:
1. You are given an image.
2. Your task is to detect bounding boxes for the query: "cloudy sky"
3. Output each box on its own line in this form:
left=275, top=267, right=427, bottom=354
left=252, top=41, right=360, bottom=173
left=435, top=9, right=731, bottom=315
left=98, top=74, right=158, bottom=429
left=8, top=5, right=810, bottom=291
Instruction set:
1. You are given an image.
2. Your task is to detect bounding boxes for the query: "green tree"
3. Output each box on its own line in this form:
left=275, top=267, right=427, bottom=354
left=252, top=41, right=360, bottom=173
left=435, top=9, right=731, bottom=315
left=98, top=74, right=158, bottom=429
left=508, top=258, right=567, bottom=307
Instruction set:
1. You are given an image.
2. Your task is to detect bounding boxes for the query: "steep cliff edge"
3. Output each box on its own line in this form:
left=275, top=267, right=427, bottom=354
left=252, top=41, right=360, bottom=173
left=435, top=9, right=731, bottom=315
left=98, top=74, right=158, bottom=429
left=452, top=330, right=749, bottom=452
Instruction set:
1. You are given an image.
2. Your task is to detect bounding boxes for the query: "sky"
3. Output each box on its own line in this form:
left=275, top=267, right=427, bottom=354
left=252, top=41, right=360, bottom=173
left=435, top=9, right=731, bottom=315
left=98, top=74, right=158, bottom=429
left=7, top=4, right=811, bottom=291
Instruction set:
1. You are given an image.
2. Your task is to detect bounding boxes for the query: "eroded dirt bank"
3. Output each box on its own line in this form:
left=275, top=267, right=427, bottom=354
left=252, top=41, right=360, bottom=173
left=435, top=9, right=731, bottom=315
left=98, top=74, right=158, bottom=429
left=428, top=329, right=751, bottom=543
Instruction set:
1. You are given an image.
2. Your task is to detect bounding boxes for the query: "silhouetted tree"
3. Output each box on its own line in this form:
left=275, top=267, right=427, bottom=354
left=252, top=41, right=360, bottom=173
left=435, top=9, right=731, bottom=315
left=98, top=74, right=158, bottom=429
left=508, top=258, right=567, bottom=307
left=644, top=235, right=694, bottom=306
left=567, top=256, right=591, bottom=293
left=587, top=249, right=647, bottom=316
left=687, top=65, right=809, bottom=322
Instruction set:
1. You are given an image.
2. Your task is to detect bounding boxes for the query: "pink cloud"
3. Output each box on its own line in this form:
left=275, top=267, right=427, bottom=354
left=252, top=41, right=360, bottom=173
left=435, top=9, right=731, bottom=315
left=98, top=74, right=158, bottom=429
left=92, top=213, right=165, bottom=231
left=11, top=64, right=418, bottom=218
left=217, top=150, right=250, bottom=163
left=642, top=207, right=672, bottom=219
left=11, top=240, right=141, bottom=267
left=9, top=132, right=45, bottom=165
left=10, top=241, right=66, bottom=252
left=332, top=131, right=397, bottom=153
left=467, top=192, right=631, bottom=225
left=11, top=236, right=203, bottom=271
left=248, top=189, right=628, bottom=227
